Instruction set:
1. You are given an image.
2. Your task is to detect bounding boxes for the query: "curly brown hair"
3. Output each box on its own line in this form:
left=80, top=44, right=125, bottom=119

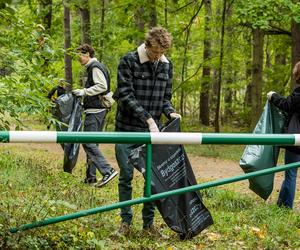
left=77, top=44, right=95, bottom=58
left=145, top=27, right=172, bottom=50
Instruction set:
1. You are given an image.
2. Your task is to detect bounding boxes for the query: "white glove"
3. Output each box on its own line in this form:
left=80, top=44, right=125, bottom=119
left=146, top=118, right=159, bottom=132
left=267, top=91, right=276, bottom=101
left=170, top=112, right=182, bottom=120
left=72, top=89, right=86, bottom=96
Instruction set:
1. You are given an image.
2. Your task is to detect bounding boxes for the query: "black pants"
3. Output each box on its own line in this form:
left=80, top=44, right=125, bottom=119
left=83, top=110, right=112, bottom=181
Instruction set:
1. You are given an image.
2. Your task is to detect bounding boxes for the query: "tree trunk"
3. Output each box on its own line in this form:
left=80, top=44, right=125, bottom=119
left=37, top=0, right=52, bottom=74
left=134, top=7, right=145, bottom=45
left=80, top=0, right=91, bottom=45
left=199, top=0, right=212, bottom=126
left=214, top=0, right=226, bottom=132
left=39, top=0, right=52, bottom=32
left=64, top=3, right=72, bottom=86
left=180, top=25, right=191, bottom=116
left=148, top=0, right=157, bottom=28
left=99, top=0, right=106, bottom=60
left=265, top=36, right=271, bottom=68
left=223, top=2, right=233, bottom=124
left=243, top=31, right=252, bottom=127
left=164, top=0, right=168, bottom=28
left=291, top=19, right=300, bottom=89
left=250, top=28, right=264, bottom=129
left=274, top=43, right=287, bottom=94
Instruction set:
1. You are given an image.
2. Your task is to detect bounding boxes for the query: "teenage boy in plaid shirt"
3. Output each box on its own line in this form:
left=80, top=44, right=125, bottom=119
left=114, top=27, right=181, bottom=236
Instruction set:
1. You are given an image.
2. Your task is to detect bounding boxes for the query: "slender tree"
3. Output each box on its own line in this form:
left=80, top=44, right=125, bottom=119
left=79, top=0, right=91, bottom=45
left=63, top=2, right=73, bottom=85
left=199, top=0, right=212, bottom=126
left=250, top=28, right=264, bottom=129
left=148, top=0, right=157, bottom=28
left=164, top=0, right=168, bottom=28
left=214, top=0, right=226, bottom=132
left=38, top=0, right=52, bottom=32
left=223, top=2, right=233, bottom=123
left=134, top=7, right=145, bottom=45
left=99, top=0, right=106, bottom=60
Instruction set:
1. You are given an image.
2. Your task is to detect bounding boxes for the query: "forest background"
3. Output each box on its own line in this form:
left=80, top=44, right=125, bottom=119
left=1, top=0, right=300, bottom=132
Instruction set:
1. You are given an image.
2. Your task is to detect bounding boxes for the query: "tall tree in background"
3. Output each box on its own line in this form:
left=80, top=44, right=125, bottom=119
left=199, top=0, right=212, bottom=126
left=64, top=2, right=73, bottom=85
left=99, top=0, right=106, bottom=60
left=164, top=0, right=168, bottom=28
left=79, top=0, right=91, bottom=45
left=38, top=0, right=52, bottom=32
left=148, top=0, right=157, bottom=28
left=134, top=7, right=145, bottom=45
left=214, top=0, right=226, bottom=132
left=250, top=28, right=264, bottom=128
left=37, top=0, right=53, bottom=74
left=223, top=3, right=234, bottom=123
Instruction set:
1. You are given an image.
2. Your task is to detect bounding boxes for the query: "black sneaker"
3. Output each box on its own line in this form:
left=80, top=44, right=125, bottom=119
left=96, top=169, right=118, bottom=187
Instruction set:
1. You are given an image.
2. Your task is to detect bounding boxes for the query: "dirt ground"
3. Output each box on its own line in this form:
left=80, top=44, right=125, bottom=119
left=6, top=142, right=300, bottom=207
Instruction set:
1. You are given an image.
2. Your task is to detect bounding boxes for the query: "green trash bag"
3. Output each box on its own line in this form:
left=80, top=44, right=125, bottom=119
left=240, top=101, right=286, bottom=200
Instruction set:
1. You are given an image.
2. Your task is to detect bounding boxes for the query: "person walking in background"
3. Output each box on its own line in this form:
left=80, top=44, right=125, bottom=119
left=114, top=27, right=181, bottom=236
left=267, top=61, right=300, bottom=209
left=73, top=44, right=118, bottom=187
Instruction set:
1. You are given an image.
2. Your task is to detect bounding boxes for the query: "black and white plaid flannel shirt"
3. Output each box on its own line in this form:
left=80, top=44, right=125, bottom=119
left=115, top=50, right=175, bottom=132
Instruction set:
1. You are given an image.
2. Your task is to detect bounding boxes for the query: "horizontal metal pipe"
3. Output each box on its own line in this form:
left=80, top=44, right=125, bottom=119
left=10, top=161, right=300, bottom=233
left=0, top=131, right=299, bottom=145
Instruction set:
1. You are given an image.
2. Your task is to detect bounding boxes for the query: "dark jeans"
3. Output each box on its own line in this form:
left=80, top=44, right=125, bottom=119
left=277, top=150, right=300, bottom=208
left=83, top=111, right=112, bottom=182
left=115, top=143, right=155, bottom=227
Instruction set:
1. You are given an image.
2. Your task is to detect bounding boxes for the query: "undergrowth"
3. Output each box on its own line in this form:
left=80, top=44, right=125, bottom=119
left=0, top=146, right=300, bottom=249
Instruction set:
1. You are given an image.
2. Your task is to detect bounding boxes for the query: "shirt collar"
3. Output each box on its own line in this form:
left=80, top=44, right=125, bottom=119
left=85, top=57, right=98, bottom=68
left=137, top=43, right=169, bottom=64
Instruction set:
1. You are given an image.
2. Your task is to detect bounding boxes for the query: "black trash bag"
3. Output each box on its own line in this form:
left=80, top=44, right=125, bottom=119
left=53, top=93, right=75, bottom=131
left=63, top=97, right=83, bottom=173
left=240, top=101, right=286, bottom=200
left=53, top=93, right=83, bottom=173
left=128, top=118, right=213, bottom=239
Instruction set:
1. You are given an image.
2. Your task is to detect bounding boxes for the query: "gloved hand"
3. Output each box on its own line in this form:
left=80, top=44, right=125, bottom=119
left=146, top=118, right=159, bottom=132
left=267, top=91, right=276, bottom=101
left=72, top=89, right=86, bottom=97
left=170, top=112, right=182, bottom=120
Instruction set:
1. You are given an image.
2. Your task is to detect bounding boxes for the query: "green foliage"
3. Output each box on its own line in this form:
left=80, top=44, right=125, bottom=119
left=236, top=0, right=294, bottom=29
left=0, top=3, right=63, bottom=129
left=1, top=0, right=300, bottom=129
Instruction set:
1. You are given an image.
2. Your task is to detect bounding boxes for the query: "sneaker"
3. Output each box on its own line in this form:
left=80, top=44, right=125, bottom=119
left=142, top=224, right=168, bottom=239
left=96, top=169, right=118, bottom=187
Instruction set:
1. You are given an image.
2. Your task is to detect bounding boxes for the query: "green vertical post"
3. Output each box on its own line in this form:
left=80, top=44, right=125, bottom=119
left=144, top=143, right=152, bottom=197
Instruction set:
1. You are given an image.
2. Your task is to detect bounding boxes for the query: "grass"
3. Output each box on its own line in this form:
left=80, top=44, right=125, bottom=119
left=1, top=145, right=300, bottom=249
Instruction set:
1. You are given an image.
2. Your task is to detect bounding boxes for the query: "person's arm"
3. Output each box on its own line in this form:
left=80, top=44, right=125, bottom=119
left=84, top=68, right=108, bottom=96
left=163, top=62, right=176, bottom=118
left=270, top=89, right=300, bottom=113
left=117, top=55, right=152, bottom=124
